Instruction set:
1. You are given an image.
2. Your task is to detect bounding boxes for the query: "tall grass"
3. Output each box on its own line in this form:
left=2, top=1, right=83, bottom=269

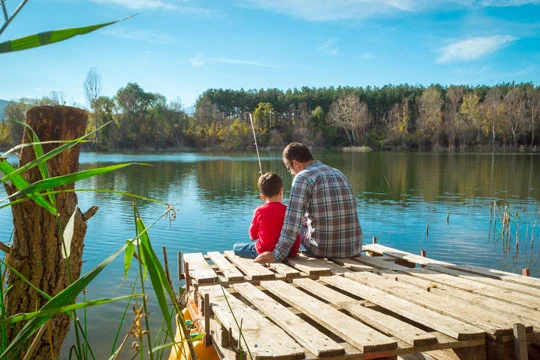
left=0, top=128, right=193, bottom=359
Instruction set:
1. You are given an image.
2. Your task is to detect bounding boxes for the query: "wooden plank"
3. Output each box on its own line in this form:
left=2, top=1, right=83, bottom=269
left=318, top=275, right=485, bottom=340
left=451, top=264, right=540, bottom=290
left=284, top=255, right=334, bottom=276
left=223, top=251, right=275, bottom=280
left=375, top=270, right=540, bottom=331
left=207, top=252, right=245, bottom=281
left=260, top=280, right=398, bottom=352
left=267, top=262, right=301, bottom=279
left=183, top=253, right=218, bottom=284
left=356, top=256, right=540, bottom=311
left=293, top=278, right=360, bottom=307
left=513, top=324, right=528, bottom=360
left=293, top=278, right=438, bottom=347
left=344, top=271, right=522, bottom=336
left=362, top=244, right=454, bottom=266
left=199, top=285, right=305, bottom=359
left=232, top=282, right=345, bottom=357
left=427, top=264, right=540, bottom=298
left=332, top=257, right=376, bottom=271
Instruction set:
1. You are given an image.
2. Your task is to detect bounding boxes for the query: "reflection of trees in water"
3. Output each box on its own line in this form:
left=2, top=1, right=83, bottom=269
left=324, top=152, right=540, bottom=203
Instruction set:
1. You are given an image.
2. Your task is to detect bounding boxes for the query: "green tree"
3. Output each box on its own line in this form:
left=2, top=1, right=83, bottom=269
left=417, top=86, right=443, bottom=147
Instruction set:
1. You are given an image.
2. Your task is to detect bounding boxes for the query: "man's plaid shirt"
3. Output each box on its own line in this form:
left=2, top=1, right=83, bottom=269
left=273, top=161, right=363, bottom=262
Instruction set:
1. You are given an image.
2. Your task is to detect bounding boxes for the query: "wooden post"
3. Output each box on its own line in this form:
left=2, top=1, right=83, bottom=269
left=372, top=236, right=377, bottom=244
left=513, top=323, right=528, bottom=360
left=184, top=261, right=191, bottom=293
left=204, top=293, right=211, bottom=346
left=420, top=249, right=427, bottom=268
left=178, top=251, right=184, bottom=280
left=4, top=106, right=95, bottom=358
left=522, top=268, right=530, bottom=277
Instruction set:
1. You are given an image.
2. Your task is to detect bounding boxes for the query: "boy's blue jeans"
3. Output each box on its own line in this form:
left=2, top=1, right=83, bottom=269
left=233, top=242, right=259, bottom=259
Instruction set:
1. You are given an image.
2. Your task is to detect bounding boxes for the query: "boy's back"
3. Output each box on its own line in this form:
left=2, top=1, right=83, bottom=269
left=250, top=202, right=300, bottom=256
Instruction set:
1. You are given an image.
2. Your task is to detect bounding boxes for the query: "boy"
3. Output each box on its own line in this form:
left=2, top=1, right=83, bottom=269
left=233, top=172, right=300, bottom=259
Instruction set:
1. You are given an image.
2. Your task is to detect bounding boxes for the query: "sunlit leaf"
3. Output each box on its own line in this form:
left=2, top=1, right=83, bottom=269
left=0, top=159, right=56, bottom=214
left=62, top=207, right=78, bottom=259
left=2, top=163, right=141, bottom=202
left=123, top=239, right=135, bottom=281
left=0, top=295, right=137, bottom=324
left=136, top=217, right=174, bottom=340
left=0, top=15, right=135, bottom=54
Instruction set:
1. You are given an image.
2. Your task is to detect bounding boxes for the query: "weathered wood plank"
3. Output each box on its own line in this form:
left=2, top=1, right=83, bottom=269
left=267, top=262, right=301, bottom=279
left=261, top=280, right=398, bottom=352
left=375, top=270, right=540, bottom=331
left=232, top=282, right=345, bottom=357
left=345, top=271, right=522, bottom=336
left=223, top=251, right=275, bottom=280
left=362, top=244, right=454, bottom=266
left=293, top=278, right=438, bottom=347
left=284, top=255, right=334, bottom=276
left=199, top=285, right=305, bottom=359
left=449, top=264, right=540, bottom=290
left=355, top=256, right=540, bottom=311
left=427, top=263, right=540, bottom=298
left=332, top=257, right=375, bottom=271
left=183, top=253, right=218, bottom=284
left=207, top=252, right=245, bottom=281
left=318, top=275, right=484, bottom=340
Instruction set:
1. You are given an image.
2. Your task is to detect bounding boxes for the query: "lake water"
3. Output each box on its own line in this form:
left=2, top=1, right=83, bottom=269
left=1, top=151, right=539, bottom=359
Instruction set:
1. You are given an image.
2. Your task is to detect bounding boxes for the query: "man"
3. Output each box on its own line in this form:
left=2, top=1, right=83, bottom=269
left=254, top=142, right=363, bottom=263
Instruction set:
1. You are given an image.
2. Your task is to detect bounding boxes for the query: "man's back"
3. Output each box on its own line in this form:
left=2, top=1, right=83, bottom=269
left=297, top=161, right=363, bottom=257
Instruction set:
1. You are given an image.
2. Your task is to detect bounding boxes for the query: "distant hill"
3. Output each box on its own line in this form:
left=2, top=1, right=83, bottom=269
left=0, top=99, right=8, bottom=120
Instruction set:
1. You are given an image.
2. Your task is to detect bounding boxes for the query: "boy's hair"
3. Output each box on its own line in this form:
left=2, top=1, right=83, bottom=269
left=258, top=172, right=283, bottom=197
left=282, top=142, right=314, bottom=163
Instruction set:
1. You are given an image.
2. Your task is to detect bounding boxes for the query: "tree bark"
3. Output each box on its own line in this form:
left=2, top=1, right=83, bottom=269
left=4, top=106, right=94, bottom=359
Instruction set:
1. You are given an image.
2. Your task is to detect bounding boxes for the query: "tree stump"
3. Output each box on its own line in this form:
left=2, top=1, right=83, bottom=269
left=4, top=106, right=96, bottom=359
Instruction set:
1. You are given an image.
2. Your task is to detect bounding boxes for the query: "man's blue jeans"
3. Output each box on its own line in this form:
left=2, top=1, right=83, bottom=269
left=233, top=242, right=259, bottom=259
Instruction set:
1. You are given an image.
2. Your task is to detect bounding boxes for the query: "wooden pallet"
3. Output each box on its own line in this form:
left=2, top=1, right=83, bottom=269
left=179, top=247, right=540, bottom=360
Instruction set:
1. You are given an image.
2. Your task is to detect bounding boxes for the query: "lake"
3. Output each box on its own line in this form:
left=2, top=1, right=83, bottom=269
left=1, top=151, right=539, bottom=359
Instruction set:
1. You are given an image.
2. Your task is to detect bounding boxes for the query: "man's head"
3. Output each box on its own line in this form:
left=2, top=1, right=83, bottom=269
left=282, top=142, right=314, bottom=176
left=258, top=172, right=283, bottom=200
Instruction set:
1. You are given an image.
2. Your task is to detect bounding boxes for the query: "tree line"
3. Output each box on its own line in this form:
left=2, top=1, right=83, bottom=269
left=1, top=70, right=539, bottom=151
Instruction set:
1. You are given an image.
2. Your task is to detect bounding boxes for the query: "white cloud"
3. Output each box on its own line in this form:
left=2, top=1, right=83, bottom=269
left=480, top=0, right=540, bottom=6
left=91, top=0, right=176, bottom=10
left=189, top=55, right=278, bottom=68
left=102, top=27, right=177, bottom=44
left=90, top=0, right=216, bottom=16
left=437, top=35, right=517, bottom=63
left=242, top=0, right=540, bottom=21
left=316, top=39, right=341, bottom=56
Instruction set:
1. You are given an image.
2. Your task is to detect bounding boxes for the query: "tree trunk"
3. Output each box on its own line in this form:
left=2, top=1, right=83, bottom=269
left=4, top=106, right=95, bottom=359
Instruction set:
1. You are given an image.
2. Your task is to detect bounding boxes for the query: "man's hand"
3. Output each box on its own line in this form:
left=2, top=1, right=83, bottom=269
left=253, top=251, right=276, bottom=264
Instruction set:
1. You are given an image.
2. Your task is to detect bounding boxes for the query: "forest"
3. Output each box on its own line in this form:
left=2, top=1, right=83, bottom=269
left=1, top=76, right=539, bottom=151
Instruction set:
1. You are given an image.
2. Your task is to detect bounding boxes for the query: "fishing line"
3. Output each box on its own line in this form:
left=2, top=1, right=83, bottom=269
left=249, top=113, right=263, bottom=175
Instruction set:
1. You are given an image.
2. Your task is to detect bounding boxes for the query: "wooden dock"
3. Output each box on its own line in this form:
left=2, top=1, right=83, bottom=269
left=178, top=244, right=540, bottom=360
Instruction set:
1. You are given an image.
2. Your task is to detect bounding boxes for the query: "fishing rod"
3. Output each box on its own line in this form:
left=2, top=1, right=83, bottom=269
left=248, top=113, right=263, bottom=175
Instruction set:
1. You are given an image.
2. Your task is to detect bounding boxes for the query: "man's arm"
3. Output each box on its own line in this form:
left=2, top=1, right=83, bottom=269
left=253, top=251, right=275, bottom=264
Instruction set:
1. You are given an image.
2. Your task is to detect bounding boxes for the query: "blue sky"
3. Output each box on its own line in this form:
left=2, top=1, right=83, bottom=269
left=1, top=0, right=539, bottom=108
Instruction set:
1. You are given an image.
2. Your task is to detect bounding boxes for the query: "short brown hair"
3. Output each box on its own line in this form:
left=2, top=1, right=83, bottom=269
left=258, top=172, right=283, bottom=197
left=282, top=142, right=314, bottom=163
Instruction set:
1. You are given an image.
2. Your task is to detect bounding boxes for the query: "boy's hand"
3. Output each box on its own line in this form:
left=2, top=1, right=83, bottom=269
left=253, top=251, right=276, bottom=264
